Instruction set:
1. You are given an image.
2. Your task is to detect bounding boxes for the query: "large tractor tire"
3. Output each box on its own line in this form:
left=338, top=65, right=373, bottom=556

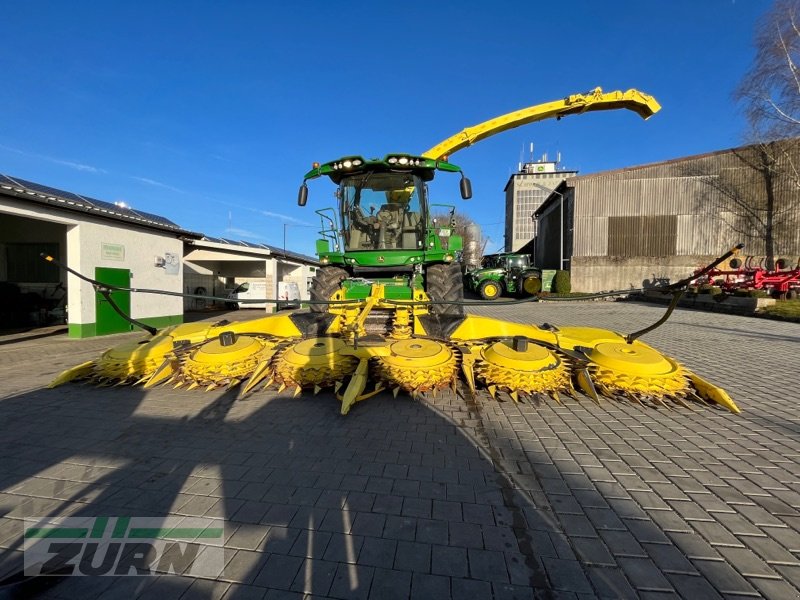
left=309, top=266, right=348, bottom=313
left=521, top=275, right=542, bottom=296
left=478, top=279, right=503, bottom=300
left=426, top=263, right=465, bottom=317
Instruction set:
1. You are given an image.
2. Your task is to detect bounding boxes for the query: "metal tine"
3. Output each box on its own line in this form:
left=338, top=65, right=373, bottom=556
left=687, top=391, right=708, bottom=408
left=671, top=394, right=694, bottom=410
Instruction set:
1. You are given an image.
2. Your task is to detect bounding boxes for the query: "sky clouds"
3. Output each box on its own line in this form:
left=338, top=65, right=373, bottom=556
left=0, top=144, right=105, bottom=174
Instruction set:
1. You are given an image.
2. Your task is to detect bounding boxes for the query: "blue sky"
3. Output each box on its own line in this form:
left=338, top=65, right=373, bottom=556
left=1, top=1, right=771, bottom=255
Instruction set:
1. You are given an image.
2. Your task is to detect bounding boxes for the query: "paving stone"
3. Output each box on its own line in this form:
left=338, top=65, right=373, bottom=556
left=329, top=562, right=375, bottom=600
left=288, top=506, right=328, bottom=530
left=220, top=549, right=263, bottom=584
left=226, top=524, right=270, bottom=550
left=462, top=502, right=496, bottom=525
left=667, top=531, right=723, bottom=560
left=230, top=501, right=270, bottom=524
left=586, top=565, right=639, bottom=599
left=451, top=577, right=493, bottom=598
left=490, top=583, right=536, bottom=600
left=714, top=546, right=777, bottom=578
left=372, top=495, right=403, bottom=516
left=358, top=536, right=397, bottom=569
left=571, top=536, right=616, bottom=566
left=665, top=572, right=724, bottom=599
left=542, top=557, right=593, bottom=594
left=410, top=572, right=450, bottom=599
left=253, top=553, right=304, bottom=590
left=504, top=550, right=540, bottom=587
left=431, top=545, right=468, bottom=578
left=448, top=521, right=483, bottom=549
left=393, top=540, right=431, bottom=573
left=288, top=528, right=332, bottom=559
left=773, top=564, right=800, bottom=590
left=322, top=532, right=364, bottom=564
left=261, top=526, right=301, bottom=554
left=289, top=558, right=338, bottom=596
left=740, top=533, right=800, bottom=565
left=415, top=518, right=449, bottom=546
left=746, top=575, right=800, bottom=599
left=763, top=524, right=800, bottom=553
left=383, top=515, right=417, bottom=542
left=691, top=559, right=760, bottom=596
left=180, top=577, right=230, bottom=600
left=599, top=529, right=647, bottom=558
left=689, top=520, right=745, bottom=547
left=368, top=567, right=412, bottom=600
left=432, top=500, right=462, bottom=522
left=467, top=547, right=510, bottom=583
left=615, top=557, right=674, bottom=592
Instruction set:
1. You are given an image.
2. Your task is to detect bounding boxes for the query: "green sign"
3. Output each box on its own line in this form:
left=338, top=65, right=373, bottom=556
left=101, top=243, right=125, bottom=261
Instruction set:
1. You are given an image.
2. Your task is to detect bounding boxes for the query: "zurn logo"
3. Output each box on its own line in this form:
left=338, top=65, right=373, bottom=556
left=24, top=517, right=224, bottom=577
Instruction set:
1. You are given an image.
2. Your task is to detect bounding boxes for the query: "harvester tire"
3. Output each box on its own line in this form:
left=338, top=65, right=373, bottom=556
left=309, top=266, right=348, bottom=313
left=426, top=264, right=464, bottom=317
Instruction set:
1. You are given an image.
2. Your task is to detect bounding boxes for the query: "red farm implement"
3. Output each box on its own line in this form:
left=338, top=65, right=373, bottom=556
left=693, top=256, right=800, bottom=299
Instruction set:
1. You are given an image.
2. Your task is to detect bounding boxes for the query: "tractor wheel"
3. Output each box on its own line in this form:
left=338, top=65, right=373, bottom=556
left=426, top=263, right=465, bottom=317
left=478, top=279, right=502, bottom=300
left=521, top=276, right=542, bottom=295
left=309, top=266, right=348, bottom=313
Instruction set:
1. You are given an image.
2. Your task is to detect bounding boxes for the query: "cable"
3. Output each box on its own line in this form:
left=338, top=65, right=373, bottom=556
left=41, top=245, right=740, bottom=344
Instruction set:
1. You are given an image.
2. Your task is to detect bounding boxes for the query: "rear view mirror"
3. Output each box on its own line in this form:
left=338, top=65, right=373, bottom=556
left=298, top=184, right=308, bottom=206
left=460, top=177, right=472, bottom=200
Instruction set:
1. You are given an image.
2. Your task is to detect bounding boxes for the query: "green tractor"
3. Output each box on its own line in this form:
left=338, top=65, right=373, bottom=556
left=298, top=154, right=472, bottom=325
left=466, top=252, right=542, bottom=300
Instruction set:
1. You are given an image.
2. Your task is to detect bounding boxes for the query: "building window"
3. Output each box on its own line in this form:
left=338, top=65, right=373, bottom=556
left=607, top=216, right=677, bottom=257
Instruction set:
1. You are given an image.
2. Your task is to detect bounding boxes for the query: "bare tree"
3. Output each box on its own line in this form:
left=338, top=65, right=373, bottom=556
left=430, top=210, right=482, bottom=269
left=687, top=141, right=799, bottom=270
left=736, top=0, right=800, bottom=140
left=688, top=0, right=800, bottom=269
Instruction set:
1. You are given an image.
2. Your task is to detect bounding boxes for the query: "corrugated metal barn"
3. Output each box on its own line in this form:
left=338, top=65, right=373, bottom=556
left=535, top=139, right=800, bottom=292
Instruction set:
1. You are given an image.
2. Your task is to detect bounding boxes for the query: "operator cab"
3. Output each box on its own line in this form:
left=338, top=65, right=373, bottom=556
left=340, top=172, right=424, bottom=251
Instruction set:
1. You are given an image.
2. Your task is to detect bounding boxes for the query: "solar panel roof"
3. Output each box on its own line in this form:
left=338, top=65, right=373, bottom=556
left=0, top=173, right=200, bottom=237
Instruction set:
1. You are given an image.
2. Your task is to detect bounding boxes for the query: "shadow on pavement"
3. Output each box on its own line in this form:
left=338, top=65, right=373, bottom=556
left=0, top=382, right=561, bottom=599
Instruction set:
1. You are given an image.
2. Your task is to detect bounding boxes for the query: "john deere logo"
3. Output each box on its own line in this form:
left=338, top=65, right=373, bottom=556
left=377, top=256, right=385, bottom=262
left=24, top=516, right=224, bottom=577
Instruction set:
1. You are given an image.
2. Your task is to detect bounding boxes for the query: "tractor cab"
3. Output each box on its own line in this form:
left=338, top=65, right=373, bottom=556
left=298, top=154, right=472, bottom=318
left=340, top=172, right=424, bottom=252
left=298, top=154, right=471, bottom=271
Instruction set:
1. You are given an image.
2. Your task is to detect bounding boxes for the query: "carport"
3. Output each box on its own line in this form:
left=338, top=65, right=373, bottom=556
left=183, top=238, right=272, bottom=311
left=183, top=237, right=319, bottom=312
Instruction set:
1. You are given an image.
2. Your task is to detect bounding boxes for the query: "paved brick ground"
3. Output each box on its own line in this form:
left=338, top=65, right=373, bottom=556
left=0, top=301, right=798, bottom=599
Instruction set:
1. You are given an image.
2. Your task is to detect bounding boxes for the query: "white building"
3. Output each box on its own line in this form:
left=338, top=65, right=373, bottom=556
left=1, top=174, right=319, bottom=337
left=503, top=156, right=577, bottom=253
left=0, top=174, right=198, bottom=337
